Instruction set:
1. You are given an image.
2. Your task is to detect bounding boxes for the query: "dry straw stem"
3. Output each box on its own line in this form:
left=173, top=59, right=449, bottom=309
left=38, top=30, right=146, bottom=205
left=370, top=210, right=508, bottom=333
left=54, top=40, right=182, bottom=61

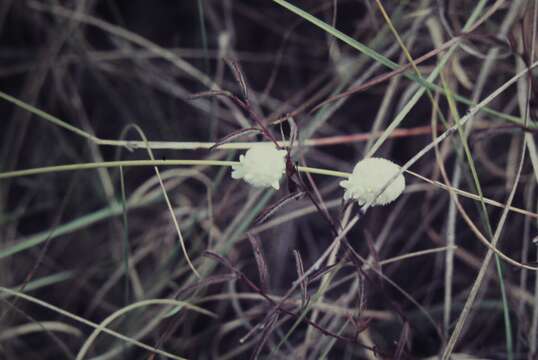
left=94, top=126, right=457, bottom=150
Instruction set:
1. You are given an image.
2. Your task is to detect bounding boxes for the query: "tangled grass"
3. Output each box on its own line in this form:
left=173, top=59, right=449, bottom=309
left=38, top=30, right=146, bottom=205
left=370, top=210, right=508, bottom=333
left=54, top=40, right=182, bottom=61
left=1, top=1, right=538, bottom=359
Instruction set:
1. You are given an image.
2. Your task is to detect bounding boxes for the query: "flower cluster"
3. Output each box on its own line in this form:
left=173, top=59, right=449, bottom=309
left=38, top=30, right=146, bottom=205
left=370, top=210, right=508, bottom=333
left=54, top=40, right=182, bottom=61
left=231, top=144, right=405, bottom=207
left=340, top=157, right=405, bottom=206
left=231, top=142, right=287, bottom=190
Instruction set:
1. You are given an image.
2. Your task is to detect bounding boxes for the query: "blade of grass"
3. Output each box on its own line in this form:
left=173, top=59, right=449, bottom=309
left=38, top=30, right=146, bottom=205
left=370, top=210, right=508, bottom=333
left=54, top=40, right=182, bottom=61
left=4, top=271, right=75, bottom=296
left=197, top=0, right=209, bottom=75
left=119, top=166, right=130, bottom=314
left=0, top=321, right=82, bottom=341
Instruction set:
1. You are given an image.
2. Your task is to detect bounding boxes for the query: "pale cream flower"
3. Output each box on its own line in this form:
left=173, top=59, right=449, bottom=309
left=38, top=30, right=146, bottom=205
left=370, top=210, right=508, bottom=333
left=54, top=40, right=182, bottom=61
left=340, top=157, right=405, bottom=206
left=231, top=143, right=287, bottom=189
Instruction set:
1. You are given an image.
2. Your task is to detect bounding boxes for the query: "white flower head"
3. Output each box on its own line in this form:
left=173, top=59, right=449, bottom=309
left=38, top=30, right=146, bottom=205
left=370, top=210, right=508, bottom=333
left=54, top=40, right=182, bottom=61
left=340, top=157, right=405, bottom=206
left=231, top=143, right=287, bottom=189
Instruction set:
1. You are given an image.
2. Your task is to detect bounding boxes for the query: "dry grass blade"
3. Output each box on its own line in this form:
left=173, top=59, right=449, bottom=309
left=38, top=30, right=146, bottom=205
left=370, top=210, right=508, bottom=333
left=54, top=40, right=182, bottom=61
left=203, top=250, right=236, bottom=272
left=307, top=264, right=340, bottom=284
left=365, top=236, right=382, bottom=275
left=293, top=249, right=309, bottom=309
left=209, top=127, right=262, bottom=151
left=254, top=191, right=305, bottom=225
left=174, top=274, right=238, bottom=299
left=225, top=58, right=249, bottom=101
left=187, top=90, right=234, bottom=100
left=248, top=232, right=270, bottom=292
left=287, top=116, right=299, bottom=149
left=250, top=312, right=279, bottom=360
left=394, top=322, right=411, bottom=359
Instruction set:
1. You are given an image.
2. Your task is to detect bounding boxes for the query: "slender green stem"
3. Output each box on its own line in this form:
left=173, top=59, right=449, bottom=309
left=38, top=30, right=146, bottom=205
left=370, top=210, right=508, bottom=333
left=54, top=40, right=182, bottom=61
left=0, top=160, right=238, bottom=179
left=1, top=160, right=536, bottom=220
left=0, top=159, right=348, bottom=179
left=119, top=166, right=130, bottom=313
left=296, top=166, right=349, bottom=178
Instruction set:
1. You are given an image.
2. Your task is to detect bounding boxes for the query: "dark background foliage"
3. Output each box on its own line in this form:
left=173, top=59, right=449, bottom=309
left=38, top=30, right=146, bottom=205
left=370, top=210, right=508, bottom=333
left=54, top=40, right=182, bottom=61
left=1, top=1, right=537, bottom=359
